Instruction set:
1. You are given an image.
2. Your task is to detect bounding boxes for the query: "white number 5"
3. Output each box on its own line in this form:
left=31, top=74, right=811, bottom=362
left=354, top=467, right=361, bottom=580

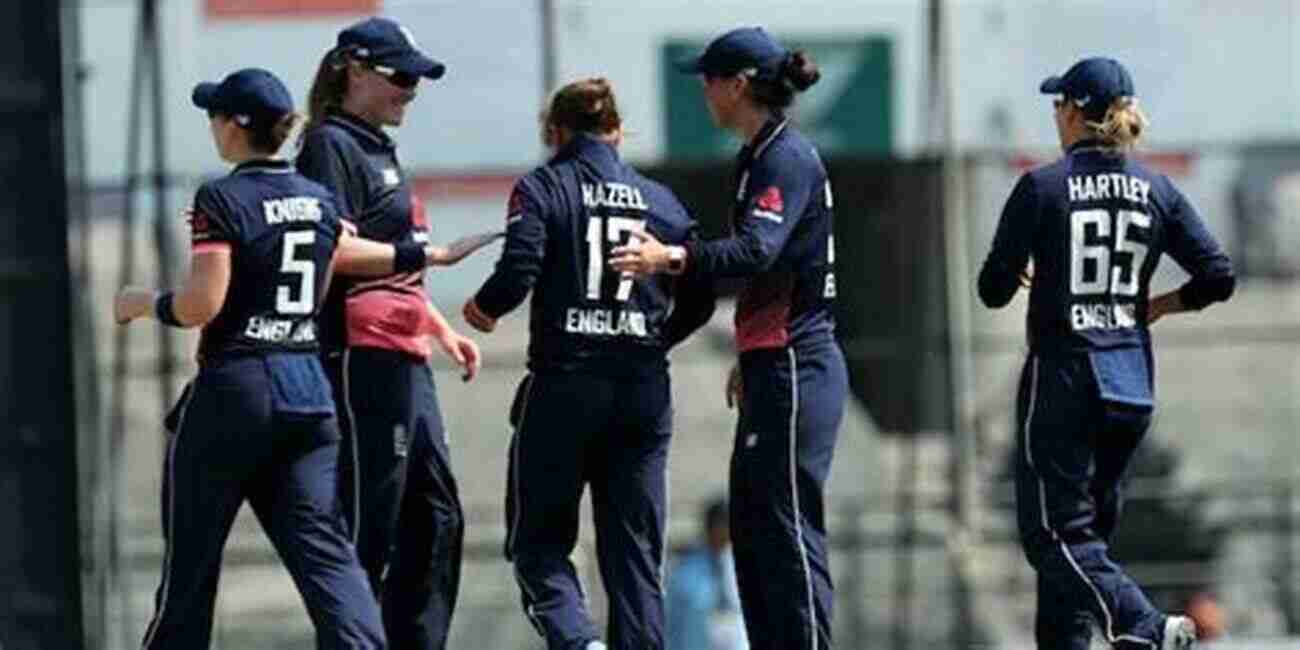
left=277, top=230, right=316, bottom=314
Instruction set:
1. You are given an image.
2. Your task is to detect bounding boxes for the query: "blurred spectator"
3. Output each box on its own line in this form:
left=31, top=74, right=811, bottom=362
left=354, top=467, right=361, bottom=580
left=1185, top=590, right=1226, bottom=641
left=667, top=498, right=748, bottom=650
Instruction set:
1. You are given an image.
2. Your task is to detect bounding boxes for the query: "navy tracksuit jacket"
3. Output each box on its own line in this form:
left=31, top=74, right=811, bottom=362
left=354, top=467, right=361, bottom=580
left=683, top=115, right=847, bottom=650
left=142, top=159, right=385, bottom=649
left=979, top=139, right=1234, bottom=649
left=472, top=133, right=715, bottom=650
left=298, top=110, right=464, bottom=650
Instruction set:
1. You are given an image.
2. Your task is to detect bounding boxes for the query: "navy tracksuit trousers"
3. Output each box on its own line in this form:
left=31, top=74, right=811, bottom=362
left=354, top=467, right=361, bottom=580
left=505, top=368, right=672, bottom=650
left=141, top=356, right=385, bottom=649
left=1015, top=353, right=1166, bottom=649
left=328, top=346, right=465, bottom=650
left=731, top=339, right=847, bottom=650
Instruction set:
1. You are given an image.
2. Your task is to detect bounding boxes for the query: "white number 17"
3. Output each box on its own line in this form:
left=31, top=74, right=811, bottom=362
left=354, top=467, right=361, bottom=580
left=585, top=216, right=645, bottom=302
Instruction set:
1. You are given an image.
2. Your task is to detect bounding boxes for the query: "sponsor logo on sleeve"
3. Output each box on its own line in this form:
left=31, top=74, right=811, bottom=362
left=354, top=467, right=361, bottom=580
left=506, top=190, right=525, bottom=226
left=190, top=210, right=210, bottom=234
left=751, top=186, right=785, bottom=223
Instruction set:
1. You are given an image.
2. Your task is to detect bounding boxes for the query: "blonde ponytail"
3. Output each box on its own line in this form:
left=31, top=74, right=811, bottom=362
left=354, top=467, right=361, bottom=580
left=1087, top=97, right=1148, bottom=152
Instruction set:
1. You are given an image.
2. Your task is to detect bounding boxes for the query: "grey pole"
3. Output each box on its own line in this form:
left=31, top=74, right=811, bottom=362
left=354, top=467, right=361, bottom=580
left=931, top=0, right=980, bottom=646
left=108, top=2, right=151, bottom=644
left=145, top=0, right=176, bottom=414
left=540, top=0, right=558, bottom=99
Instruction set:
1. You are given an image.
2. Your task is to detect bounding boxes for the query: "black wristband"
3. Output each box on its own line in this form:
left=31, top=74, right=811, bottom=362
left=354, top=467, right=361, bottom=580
left=394, top=242, right=425, bottom=274
left=154, top=291, right=183, bottom=327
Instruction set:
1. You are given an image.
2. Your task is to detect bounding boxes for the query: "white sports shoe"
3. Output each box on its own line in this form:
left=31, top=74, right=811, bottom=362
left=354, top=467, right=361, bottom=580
left=585, top=642, right=608, bottom=650
left=1161, top=615, right=1198, bottom=650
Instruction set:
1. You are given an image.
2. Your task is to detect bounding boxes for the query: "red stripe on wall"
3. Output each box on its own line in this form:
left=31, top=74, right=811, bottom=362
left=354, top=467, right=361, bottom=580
left=1009, top=151, right=1196, bottom=177
left=205, top=0, right=380, bottom=20
left=408, top=174, right=518, bottom=200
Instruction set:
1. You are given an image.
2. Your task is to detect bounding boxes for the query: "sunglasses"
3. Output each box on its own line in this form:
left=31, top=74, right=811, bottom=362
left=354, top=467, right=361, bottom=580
left=368, top=64, right=420, bottom=90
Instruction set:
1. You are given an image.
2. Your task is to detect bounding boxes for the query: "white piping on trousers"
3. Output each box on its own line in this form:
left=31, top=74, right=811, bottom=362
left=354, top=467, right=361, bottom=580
left=787, top=348, right=817, bottom=650
left=513, top=565, right=547, bottom=636
left=140, top=382, right=198, bottom=649
left=342, top=348, right=361, bottom=545
left=660, top=433, right=670, bottom=596
left=1024, top=355, right=1155, bottom=648
left=506, top=374, right=535, bottom=557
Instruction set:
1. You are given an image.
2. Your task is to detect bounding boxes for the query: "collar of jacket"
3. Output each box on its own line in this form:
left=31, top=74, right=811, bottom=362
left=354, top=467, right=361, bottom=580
left=231, top=158, right=294, bottom=175
left=736, top=113, right=790, bottom=167
left=1067, top=138, right=1109, bottom=155
left=548, top=132, right=620, bottom=166
left=326, top=109, right=396, bottom=151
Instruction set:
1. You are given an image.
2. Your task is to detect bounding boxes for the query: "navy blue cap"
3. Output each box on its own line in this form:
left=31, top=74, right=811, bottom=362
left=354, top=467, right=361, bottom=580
left=192, top=68, right=293, bottom=126
left=1040, top=57, right=1135, bottom=118
left=338, top=17, right=445, bottom=80
left=675, top=26, right=788, bottom=78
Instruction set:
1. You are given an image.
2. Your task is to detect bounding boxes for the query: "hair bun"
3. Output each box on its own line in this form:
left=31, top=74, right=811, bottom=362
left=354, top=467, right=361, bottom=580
left=548, top=77, right=622, bottom=135
left=782, top=50, right=821, bottom=92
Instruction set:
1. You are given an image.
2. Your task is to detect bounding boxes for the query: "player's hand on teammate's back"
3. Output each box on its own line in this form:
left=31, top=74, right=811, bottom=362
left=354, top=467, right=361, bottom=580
left=610, top=228, right=668, bottom=276
left=427, top=230, right=504, bottom=267
left=435, top=330, right=481, bottom=382
left=114, top=286, right=154, bottom=325
left=725, top=362, right=743, bottom=409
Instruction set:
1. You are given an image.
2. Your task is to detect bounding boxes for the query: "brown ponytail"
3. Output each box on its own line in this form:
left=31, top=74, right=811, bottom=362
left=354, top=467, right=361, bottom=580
left=241, top=112, right=301, bottom=155
left=747, top=49, right=821, bottom=110
left=305, top=47, right=351, bottom=137
left=782, top=50, right=821, bottom=91
left=544, top=77, right=622, bottom=135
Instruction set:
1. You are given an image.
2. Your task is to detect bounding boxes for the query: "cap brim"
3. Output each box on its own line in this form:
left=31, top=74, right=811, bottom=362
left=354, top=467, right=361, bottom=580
left=191, top=82, right=221, bottom=110
left=1039, top=76, right=1066, bottom=94
left=389, top=52, right=446, bottom=80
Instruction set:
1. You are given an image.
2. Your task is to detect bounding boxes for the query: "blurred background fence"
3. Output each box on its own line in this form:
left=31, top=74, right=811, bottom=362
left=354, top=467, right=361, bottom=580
left=73, top=148, right=1300, bottom=650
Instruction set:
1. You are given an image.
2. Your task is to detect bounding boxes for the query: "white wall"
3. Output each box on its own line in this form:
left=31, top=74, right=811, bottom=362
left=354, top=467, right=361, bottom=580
left=549, top=0, right=926, bottom=161
left=950, top=0, right=1300, bottom=152
left=76, top=0, right=1300, bottom=184
left=79, top=0, right=546, bottom=184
